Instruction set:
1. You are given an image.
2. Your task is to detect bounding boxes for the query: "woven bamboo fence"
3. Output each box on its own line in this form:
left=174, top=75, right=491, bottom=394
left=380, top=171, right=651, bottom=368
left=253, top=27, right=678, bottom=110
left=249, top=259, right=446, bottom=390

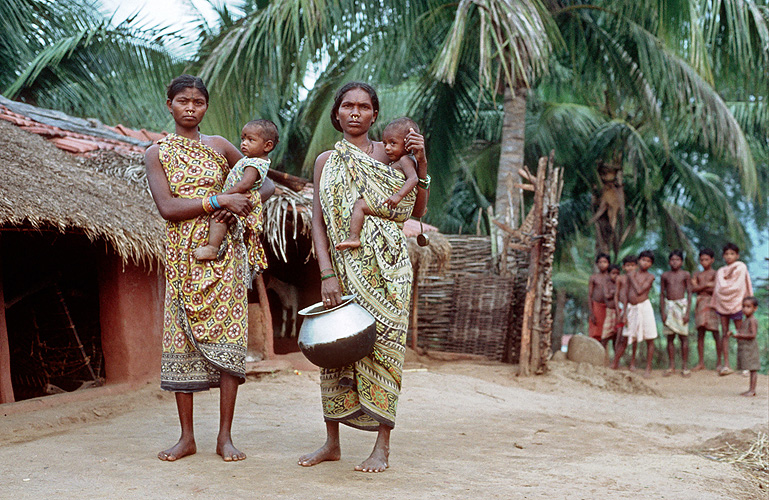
left=410, top=153, right=563, bottom=372
left=410, top=236, right=520, bottom=361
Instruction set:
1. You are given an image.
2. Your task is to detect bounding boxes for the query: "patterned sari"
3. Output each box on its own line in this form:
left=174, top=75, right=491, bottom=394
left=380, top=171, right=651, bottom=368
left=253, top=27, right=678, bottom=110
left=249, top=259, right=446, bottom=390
left=157, top=134, right=250, bottom=392
left=318, top=140, right=413, bottom=430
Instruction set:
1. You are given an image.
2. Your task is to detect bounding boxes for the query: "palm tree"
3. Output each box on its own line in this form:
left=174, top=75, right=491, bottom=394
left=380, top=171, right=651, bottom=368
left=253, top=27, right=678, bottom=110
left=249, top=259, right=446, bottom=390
left=2, top=0, right=183, bottom=131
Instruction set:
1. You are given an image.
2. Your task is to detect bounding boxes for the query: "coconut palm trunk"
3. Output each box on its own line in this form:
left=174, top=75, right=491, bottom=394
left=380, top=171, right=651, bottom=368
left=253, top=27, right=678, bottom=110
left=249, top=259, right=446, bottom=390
left=495, top=86, right=527, bottom=246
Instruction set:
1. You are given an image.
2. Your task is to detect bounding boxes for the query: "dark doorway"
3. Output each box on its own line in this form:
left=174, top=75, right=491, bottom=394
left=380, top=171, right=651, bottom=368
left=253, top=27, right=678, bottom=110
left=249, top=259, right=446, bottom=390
left=2, top=229, right=103, bottom=401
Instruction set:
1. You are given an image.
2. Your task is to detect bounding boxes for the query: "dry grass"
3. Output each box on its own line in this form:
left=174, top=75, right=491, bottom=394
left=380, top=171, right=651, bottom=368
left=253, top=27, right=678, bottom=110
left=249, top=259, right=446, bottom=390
left=700, top=430, right=769, bottom=480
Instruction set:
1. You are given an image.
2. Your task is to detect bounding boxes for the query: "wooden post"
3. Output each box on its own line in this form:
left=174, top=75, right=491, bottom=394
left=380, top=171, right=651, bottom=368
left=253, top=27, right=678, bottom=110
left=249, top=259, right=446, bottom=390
left=518, top=155, right=548, bottom=376
left=254, top=274, right=275, bottom=359
left=0, top=242, right=15, bottom=403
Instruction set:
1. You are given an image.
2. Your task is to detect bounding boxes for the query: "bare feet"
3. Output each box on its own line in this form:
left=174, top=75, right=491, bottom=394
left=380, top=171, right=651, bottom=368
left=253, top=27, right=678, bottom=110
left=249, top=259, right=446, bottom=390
left=335, top=238, right=361, bottom=251
left=298, top=443, right=341, bottom=467
left=691, top=364, right=705, bottom=372
left=158, top=438, right=196, bottom=461
left=216, top=438, right=246, bottom=462
left=193, top=245, right=218, bottom=260
left=739, top=390, right=756, bottom=397
left=681, top=369, right=691, bottom=378
left=355, top=448, right=389, bottom=473
left=719, top=367, right=733, bottom=376
left=643, top=369, right=652, bottom=378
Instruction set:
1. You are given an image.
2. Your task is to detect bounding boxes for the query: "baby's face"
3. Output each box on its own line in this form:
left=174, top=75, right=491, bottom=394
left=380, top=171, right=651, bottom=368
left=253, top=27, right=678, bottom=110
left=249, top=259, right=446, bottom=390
left=240, top=125, right=269, bottom=158
left=382, top=128, right=407, bottom=163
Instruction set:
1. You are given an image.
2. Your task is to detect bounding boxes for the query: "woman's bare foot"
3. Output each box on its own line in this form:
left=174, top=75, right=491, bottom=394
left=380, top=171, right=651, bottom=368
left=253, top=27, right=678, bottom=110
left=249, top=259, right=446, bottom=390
left=216, top=438, right=246, bottom=462
left=628, top=364, right=637, bottom=372
left=193, top=245, right=218, bottom=260
left=355, top=448, right=389, bottom=473
left=298, top=443, right=341, bottom=467
left=739, top=390, right=756, bottom=397
left=335, top=238, right=361, bottom=251
left=643, top=369, right=652, bottom=378
left=158, top=438, right=196, bottom=461
left=691, top=364, right=705, bottom=372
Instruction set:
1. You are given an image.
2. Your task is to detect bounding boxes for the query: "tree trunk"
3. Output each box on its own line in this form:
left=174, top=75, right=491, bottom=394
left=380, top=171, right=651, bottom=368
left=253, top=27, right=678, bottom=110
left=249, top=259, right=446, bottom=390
left=552, top=288, right=566, bottom=354
left=495, top=86, right=527, bottom=252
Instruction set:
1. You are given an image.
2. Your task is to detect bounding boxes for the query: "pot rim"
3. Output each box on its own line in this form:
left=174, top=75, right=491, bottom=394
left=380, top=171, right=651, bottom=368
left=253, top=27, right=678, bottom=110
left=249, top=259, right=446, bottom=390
left=298, top=294, right=357, bottom=317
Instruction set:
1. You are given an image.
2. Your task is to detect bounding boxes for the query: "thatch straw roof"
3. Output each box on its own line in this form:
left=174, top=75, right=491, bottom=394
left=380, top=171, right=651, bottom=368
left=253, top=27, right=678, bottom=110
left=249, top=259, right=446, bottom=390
left=0, top=119, right=165, bottom=267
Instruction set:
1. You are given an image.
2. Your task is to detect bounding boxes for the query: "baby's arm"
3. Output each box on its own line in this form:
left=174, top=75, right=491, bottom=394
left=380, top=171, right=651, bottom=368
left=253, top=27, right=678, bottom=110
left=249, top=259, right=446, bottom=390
left=384, top=156, right=419, bottom=209
left=224, top=166, right=260, bottom=195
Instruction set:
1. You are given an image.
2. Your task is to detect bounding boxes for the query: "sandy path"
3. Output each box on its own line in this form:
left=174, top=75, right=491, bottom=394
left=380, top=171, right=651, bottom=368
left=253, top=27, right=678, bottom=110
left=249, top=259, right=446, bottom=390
left=1, top=358, right=766, bottom=500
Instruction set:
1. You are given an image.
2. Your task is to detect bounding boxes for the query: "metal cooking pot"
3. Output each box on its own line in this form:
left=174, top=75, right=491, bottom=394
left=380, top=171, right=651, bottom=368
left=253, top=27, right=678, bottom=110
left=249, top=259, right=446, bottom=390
left=297, top=295, right=377, bottom=369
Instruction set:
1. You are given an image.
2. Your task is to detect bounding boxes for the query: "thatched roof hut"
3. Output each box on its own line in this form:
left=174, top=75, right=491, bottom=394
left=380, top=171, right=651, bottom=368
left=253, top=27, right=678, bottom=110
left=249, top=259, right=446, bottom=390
left=0, top=119, right=164, bottom=267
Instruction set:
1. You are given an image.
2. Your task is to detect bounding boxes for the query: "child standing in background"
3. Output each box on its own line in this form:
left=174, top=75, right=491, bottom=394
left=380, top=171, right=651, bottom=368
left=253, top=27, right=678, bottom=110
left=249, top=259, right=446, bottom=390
left=623, top=250, right=657, bottom=377
left=588, top=253, right=611, bottom=342
left=712, top=243, right=753, bottom=376
left=660, top=249, right=691, bottom=377
left=729, top=296, right=760, bottom=396
left=691, top=248, right=721, bottom=371
left=601, top=264, right=621, bottom=351
left=611, top=255, right=637, bottom=370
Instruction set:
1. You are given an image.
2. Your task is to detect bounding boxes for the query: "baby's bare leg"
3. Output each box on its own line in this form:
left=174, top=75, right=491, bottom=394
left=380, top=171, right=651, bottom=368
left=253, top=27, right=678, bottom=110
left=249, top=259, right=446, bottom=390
left=336, top=199, right=374, bottom=250
left=194, top=219, right=228, bottom=260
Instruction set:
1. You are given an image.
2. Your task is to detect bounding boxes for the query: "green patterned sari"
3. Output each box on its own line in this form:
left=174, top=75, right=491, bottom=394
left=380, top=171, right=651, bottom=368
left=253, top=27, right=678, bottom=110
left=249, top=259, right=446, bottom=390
left=318, top=140, right=413, bottom=430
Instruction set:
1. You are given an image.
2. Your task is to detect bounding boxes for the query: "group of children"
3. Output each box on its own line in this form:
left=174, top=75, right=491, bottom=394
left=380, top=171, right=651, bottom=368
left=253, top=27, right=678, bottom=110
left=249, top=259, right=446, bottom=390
left=588, top=245, right=759, bottom=396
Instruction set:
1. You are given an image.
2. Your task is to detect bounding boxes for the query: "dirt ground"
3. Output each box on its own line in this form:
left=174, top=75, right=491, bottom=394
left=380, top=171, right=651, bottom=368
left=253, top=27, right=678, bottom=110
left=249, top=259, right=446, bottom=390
left=1, top=354, right=767, bottom=500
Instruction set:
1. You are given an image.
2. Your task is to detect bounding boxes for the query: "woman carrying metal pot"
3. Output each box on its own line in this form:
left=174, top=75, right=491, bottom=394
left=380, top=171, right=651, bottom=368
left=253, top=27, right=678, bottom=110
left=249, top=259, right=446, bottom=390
left=298, top=82, right=430, bottom=472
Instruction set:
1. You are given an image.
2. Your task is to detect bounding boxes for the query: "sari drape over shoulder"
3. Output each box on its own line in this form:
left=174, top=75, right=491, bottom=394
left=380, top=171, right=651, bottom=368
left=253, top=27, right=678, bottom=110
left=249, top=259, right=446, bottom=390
left=318, top=140, right=413, bottom=430
left=157, top=134, right=249, bottom=392
left=712, top=261, right=753, bottom=315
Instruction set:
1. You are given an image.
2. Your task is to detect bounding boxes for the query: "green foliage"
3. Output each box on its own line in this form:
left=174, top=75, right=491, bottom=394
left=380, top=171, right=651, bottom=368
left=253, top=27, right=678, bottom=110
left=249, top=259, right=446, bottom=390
left=2, top=0, right=184, bottom=131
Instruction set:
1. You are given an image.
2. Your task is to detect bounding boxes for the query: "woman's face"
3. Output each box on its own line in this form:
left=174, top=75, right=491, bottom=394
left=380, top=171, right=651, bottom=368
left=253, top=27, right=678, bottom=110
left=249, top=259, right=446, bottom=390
left=167, top=87, right=208, bottom=129
left=336, top=88, right=377, bottom=135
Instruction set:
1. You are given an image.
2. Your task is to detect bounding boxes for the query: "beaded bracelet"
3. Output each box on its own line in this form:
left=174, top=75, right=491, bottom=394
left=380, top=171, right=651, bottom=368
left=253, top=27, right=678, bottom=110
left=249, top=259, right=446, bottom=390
left=417, top=174, right=431, bottom=190
left=202, top=196, right=215, bottom=213
left=320, top=272, right=337, bottom=281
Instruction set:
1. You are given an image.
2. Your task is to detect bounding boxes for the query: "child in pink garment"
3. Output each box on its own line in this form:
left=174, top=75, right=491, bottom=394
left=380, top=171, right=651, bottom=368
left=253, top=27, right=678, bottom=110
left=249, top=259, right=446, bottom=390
left=712, top=242, right=753, bottom=376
